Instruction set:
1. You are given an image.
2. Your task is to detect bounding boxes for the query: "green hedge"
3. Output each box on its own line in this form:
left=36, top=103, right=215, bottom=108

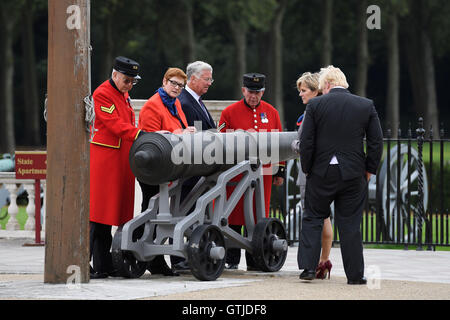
left=426, top=162, right=450, bottom=213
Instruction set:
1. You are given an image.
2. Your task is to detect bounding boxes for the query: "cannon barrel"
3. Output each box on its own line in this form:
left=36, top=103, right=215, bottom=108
left=129, top=130, right=298, bottom=185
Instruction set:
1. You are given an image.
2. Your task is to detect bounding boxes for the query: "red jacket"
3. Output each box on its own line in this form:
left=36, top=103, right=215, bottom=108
left=90, top=79, right=140, bottom=226
left=218, top=99, right=284, bottom=225
left=138, top=92, right=188, bottom=133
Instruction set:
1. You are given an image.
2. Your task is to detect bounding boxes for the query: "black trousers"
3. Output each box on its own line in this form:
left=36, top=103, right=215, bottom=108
left=90, top=222, right=113, bottom=274
left=297, top=165, right=367, bottom=281
left=225, top=225, right=256, bottom=268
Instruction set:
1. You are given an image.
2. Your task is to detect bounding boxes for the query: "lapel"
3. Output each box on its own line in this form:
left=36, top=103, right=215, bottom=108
left=185, top=89, right=215, bottom=128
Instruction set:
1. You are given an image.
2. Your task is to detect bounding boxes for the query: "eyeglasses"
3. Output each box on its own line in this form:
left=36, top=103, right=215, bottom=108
left=200, top=77, right=214, bottom=84
left=122, top=77, right=138, bottom=85
left=167, top=79, right=185, bottom=89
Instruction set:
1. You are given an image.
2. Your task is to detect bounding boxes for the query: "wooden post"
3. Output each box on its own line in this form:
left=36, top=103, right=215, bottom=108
left=45, top=0, right=91, bottom=283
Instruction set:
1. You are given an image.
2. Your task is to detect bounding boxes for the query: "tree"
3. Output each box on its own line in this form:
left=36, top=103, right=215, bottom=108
left=225, top=0, right=250, bottom=99
left=355, top=0, right=369, bottom=97
left=321, top=0, right=333, bottom=66
left=21, top=0, right=41, bottom=146
left=95, top=0, right=121, bottom=81
left=256, top=0, right=287, bottom=127
left=0, top=1, right=24, bottom=154
left=402, top=0, right=439, bottom=132
left=382, top=0, right=408, bottom=137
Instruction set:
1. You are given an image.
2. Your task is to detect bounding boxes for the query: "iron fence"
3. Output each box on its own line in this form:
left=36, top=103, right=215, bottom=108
left=272, top=118, right=449, bottom=250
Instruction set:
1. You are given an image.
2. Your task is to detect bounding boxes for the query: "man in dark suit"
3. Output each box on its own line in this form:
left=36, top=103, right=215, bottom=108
left=171, top=61, right=216, bottom=271
left=297, top=65, right=383, bottom=284
left=178, top=61, right=216, bottom=131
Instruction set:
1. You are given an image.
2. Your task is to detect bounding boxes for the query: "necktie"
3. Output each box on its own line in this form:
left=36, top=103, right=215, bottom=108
left=198, top=98, right=211, bottom=120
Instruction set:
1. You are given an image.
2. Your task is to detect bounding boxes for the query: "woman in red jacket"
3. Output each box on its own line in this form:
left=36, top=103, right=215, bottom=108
left=138, top=67, right=196, bottom=275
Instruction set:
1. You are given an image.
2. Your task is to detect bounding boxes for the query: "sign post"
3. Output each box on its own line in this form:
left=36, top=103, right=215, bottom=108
left=15, top=151, right=47, bottom=246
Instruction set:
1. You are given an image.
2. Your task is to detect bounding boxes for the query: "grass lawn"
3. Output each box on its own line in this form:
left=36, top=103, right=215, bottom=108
left=381, top=141, right=450, bottom=164
left=0, top=206, right=28, bottom=230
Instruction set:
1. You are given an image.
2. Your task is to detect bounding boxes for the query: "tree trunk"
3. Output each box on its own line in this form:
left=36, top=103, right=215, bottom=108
left=403, top=0, right=439, bottom=132
left=386, top=11, right=400, bottom=137
left=421, top=28, right=439, bottom=133
left=180, top=0, right=196, bottom=65
left=21, top=0, right=41, bottom=146
left=0, top=5, right=16, bottom=154
left=101, top=10, right=114, bottom=81
left=355, top=0, right=369, bottom=97
left=269, top=0, right=287, bottom=128
left=321, top=0, right=333, bottom=66
left=228, top=20, right=247, bottom=100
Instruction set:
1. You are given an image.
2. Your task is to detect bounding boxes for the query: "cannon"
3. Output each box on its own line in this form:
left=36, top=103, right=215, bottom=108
left=112, top=130, right=298, bottom=281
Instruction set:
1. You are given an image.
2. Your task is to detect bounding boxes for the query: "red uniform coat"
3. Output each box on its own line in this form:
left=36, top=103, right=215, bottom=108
left=90, top=80, right=140, bottom=226
left=138, top=92, right=188, bottom=132
left=218, top=99, right=283, bottom=226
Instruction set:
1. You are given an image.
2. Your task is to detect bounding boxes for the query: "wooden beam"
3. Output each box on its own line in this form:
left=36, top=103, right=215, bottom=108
left=45, top=0, right=90, bottom=284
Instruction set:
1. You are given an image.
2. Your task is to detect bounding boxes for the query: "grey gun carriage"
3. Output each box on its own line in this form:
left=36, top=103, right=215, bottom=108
left=112, top=130, right=298, bottom=281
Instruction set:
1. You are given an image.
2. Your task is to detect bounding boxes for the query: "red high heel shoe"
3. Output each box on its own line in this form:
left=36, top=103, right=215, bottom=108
left=315, top=260, right=332, bottom=279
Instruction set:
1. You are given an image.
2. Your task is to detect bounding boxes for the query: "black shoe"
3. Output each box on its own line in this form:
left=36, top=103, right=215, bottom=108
left=148, top=256, right=180, bottom=276
left=247, top=266, right=259, bottom=271
left=107, top=269, right=123, bottom=278
left=172, top=261, right=190, bottom=271
left=90, top=271, right=108, bottom=279
left=225, top=263, right=239, bottom=270
left=347, top=277, right=367, bottom=285
left=299, top=269, right=315, bottom=281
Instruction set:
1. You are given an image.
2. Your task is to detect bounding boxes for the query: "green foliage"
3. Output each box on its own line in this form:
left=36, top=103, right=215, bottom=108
left=3, top=0, right=450, bottom=147
left=427, top=162, right=450, bottom=212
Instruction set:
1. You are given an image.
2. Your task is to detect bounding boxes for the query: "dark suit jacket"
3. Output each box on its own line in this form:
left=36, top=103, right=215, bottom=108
left=178, top=88, right=216, bottom=130
left=299, top=87, right=383, bottom=180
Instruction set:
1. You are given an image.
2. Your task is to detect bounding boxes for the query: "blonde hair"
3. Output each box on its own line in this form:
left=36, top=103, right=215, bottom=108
left=163, top=67, right=187, bottom=84
left=318, top=65, right=349, bottom=90
left=296, top=72, right=320, bottom=92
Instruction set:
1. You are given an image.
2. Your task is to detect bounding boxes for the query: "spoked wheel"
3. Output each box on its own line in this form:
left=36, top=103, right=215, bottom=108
left=187, top=225, right=226, bottom=281
left=377, top=144, right=428, bottom=241
left=111, top=227, right=147, bottom=278
left=252, top=218, right=288, bottom=272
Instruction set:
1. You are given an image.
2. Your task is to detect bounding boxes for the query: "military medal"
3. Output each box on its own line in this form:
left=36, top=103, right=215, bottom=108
left=260, top=112, right=269, bottom=123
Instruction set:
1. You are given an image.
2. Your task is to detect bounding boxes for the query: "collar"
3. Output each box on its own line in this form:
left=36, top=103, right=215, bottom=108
left=329, top=86, right=349, bottom=93
left=244, top=99, right=261, bottom=110
left=109, top=78, right=122, bottom=93
left=185, top=85, right=202, bottom=103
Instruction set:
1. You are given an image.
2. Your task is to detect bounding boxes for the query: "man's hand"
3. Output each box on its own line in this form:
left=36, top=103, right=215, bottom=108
left=365, top=171, right=372, bottom=182
left=273, top=176, right=284, bottom=186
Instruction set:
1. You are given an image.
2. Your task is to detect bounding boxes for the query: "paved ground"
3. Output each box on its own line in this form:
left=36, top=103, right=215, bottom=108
left=1, top=231, right=450, bottom=301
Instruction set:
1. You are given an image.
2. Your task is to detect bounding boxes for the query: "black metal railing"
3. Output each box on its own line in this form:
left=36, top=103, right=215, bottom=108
left=272, top=118, right=449, bottom=250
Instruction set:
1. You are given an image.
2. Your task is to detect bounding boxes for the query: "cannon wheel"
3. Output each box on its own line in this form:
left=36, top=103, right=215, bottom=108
left=252, top=218, right=288, bottom=272
left=111, top=227, right=148, bottom=278
left=377, top=144, right=428, bottom=241
left=187, top=224, right=226, bottom=281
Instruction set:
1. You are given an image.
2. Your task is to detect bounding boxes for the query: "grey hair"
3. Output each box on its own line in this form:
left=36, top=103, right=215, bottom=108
left=186, top=61, right=213, bottom=81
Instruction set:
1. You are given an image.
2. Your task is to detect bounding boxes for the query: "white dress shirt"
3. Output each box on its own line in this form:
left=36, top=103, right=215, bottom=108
left=185, top=85, right=209, bottom=118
